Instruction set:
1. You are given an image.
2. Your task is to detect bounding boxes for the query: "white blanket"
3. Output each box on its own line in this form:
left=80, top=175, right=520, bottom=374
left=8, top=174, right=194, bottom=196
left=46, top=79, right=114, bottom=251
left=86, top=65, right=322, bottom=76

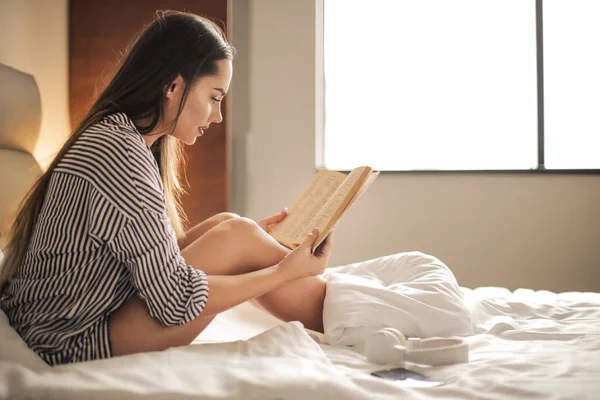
left=0, top=322, right=373, bottom=400
left=466, top=286, right=600, bottom=339
left=322, top=251, right=473, bottom=346
left=1, top=252, right=599, bottom=399
left=323, top=284, right=600, bottom=399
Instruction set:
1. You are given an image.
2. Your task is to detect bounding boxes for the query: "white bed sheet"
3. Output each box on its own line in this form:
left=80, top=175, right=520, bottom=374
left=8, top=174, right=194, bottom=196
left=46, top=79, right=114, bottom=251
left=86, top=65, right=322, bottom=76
left=1, top=321, right=373, bottom=400
left=1, top=286, right=599, bottom=399
left=199, top=287, right=600, bottom=399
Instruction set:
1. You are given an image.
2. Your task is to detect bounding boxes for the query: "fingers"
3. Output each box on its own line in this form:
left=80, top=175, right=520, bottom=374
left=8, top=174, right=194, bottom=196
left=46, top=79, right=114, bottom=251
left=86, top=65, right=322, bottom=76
left=261, top=215, right=279, bottom=225
left=301, top=228, right=319, bottom=250
left=258, top=208, right=288, bottom=229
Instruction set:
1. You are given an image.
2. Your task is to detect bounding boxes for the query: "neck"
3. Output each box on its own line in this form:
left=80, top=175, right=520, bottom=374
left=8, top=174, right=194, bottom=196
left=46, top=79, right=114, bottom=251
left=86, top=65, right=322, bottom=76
left=142, top=133, right=162, bottom=148
left=133, top=116, right=169, bottom=147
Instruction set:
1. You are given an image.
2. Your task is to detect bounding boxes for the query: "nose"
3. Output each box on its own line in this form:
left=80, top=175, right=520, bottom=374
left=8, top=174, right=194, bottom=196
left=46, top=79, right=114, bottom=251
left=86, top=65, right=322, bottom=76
left=210, top=102, right=223, bottom=124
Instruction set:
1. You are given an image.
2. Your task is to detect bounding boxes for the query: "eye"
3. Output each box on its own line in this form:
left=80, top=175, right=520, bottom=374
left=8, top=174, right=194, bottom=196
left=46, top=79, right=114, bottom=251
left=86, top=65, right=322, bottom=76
left=211, top=97, right=222, bottom=104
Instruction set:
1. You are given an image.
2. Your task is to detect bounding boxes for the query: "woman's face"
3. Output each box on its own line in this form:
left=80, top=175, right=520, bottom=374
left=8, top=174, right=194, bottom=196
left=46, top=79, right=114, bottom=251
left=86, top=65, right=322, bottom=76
left=164, top=59, right=232, bottom=145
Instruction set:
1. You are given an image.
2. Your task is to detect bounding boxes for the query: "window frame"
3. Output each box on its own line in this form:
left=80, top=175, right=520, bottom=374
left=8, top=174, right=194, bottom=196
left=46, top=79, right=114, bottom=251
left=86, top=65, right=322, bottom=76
left=317, top=0, right=600, bottom=174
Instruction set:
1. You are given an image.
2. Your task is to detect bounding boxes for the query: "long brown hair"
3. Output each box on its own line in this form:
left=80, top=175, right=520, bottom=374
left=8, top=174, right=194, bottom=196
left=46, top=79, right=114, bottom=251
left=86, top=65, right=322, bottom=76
left=0, top=11, right=234, bottom=292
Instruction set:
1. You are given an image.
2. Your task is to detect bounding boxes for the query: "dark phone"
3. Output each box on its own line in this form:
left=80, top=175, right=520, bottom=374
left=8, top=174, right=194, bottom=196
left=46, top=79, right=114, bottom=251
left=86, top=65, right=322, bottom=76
left=371, top=368, right=431, bottom=382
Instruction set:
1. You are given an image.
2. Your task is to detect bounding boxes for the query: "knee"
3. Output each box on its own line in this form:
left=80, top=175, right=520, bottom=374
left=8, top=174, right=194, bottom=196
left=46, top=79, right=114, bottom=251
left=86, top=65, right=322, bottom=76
left=222, top=216, right=261, bottom=234
left=214, top=212, right=240, bottom=224
left=217, top=217, right=287, bottom=269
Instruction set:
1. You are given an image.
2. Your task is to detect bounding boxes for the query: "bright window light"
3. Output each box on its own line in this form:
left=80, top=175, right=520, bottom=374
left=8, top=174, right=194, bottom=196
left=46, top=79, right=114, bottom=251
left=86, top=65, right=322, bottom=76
left=544, top=0, right=600, bottom=169
left=323, top=0, right=537, bottom=171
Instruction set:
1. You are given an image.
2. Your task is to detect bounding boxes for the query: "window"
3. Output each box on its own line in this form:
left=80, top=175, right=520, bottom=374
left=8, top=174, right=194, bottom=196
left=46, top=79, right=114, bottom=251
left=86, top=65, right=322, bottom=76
left=322, top=0, right=600, bottom=172
left=544, top=0, right=600, bottom=169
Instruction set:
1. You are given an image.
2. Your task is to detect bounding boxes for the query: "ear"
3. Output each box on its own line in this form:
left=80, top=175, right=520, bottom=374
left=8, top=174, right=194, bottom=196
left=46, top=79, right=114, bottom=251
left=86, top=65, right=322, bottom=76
left=164, top=74, right=184, bottom=99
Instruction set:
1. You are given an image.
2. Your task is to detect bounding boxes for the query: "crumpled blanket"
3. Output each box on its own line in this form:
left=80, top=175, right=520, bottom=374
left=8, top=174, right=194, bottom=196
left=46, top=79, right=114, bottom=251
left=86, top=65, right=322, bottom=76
left=322, top=251, right=473, bottom=346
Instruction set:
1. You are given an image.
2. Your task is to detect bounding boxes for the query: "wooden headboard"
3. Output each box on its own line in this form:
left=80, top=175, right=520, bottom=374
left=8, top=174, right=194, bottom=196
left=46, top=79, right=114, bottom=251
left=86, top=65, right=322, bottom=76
left=0, top=64, right=43, bottom=246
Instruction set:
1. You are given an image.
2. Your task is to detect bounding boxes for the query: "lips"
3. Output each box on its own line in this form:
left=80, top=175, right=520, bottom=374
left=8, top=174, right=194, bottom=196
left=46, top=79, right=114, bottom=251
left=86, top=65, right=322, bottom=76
left=198, top=126, right=208, bottom=136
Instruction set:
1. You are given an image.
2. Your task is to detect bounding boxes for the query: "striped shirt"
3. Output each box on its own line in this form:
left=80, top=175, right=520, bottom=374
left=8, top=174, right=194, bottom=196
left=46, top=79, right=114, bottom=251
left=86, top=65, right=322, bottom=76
left=0, top=113, right=209, bottom=366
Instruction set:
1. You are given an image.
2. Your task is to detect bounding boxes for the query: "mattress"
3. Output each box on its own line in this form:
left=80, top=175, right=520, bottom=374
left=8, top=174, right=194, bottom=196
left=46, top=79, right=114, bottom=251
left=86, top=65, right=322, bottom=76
left=1, top=284, right=599, bottom=399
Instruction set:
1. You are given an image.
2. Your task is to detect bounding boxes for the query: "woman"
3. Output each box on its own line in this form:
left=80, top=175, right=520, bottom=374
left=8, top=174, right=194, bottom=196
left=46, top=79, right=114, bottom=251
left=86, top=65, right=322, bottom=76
left=0, top=11, right=332, bottom=366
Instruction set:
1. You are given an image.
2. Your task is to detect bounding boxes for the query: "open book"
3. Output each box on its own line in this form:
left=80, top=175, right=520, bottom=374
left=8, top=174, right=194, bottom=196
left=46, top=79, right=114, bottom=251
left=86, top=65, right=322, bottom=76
left=270, top=166, right=379, bottom=250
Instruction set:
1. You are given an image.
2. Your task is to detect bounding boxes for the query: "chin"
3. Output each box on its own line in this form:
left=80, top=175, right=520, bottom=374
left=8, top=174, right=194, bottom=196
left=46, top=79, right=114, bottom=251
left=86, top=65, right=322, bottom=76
left=172, top=130, right=198, bottom=146
left=175, top=135, right=197, bottom=146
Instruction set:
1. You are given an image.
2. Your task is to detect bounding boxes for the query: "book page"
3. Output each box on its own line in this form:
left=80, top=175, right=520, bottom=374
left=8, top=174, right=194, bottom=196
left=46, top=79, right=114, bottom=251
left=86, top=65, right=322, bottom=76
left=311, top=170, right=380, bottom=248
left=345, top=170, right=380, bottom=213
left=308, top=166, right=373, bottom=247
left=270, top=170, right=346, bottom=248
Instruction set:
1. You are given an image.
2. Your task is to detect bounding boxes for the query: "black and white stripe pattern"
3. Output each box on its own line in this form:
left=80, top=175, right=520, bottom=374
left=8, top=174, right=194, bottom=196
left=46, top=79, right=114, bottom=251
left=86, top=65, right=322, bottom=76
left=0, top=113, right=209, bottom=366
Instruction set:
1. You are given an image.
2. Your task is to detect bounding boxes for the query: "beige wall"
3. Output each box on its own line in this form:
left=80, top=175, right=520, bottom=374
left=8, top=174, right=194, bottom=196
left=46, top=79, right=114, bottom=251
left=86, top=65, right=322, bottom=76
left=1, top=0, right=597, bottom=292
left=0, top=0, right=70, bottom=169
left=231, top=0, right=600, bottom=292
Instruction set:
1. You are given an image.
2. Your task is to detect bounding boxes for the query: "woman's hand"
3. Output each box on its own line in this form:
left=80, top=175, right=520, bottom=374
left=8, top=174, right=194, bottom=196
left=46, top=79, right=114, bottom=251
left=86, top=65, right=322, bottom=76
left=257, top=208, right=288, bottom=233
left=278, top=228, right=334, bottom=281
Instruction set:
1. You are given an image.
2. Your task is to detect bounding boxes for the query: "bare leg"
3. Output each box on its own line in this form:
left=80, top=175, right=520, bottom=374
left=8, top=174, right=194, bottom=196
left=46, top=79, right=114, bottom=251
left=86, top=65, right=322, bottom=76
left=178, top=212, right=240, bottom=250
left=179, top=213, right=326, bottom=331
left=109, top=294, right=217, bottom=356
left=255, top=277, right=326, bottom=332
left=180, top=217, right=326, bottom=332
left=110, top=216, right=327, bottom=357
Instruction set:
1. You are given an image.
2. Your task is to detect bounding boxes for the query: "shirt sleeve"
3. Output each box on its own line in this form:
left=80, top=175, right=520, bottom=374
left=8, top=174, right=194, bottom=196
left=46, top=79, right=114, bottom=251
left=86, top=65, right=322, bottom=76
left=107, top=207, right=209, bottom=327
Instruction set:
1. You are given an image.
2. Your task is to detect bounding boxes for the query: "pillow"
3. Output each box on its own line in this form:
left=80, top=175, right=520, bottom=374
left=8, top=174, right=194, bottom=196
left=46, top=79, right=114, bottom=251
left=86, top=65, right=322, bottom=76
left=0, top=249, right=48, bottom=369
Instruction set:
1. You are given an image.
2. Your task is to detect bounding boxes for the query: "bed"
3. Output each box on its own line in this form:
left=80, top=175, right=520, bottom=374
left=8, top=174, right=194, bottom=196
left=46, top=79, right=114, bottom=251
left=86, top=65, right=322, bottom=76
left=1, top=63, right=599, bottom=399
